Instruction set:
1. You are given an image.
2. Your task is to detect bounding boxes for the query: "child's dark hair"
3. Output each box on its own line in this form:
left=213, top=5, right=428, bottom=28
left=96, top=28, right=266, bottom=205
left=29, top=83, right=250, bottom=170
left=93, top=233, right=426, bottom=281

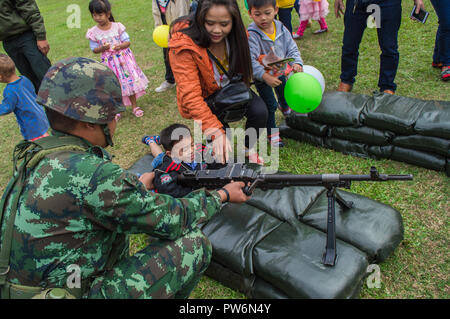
left=0, top=54, right=16, bottom=78
left=160, top=124, right=192, bottom=152
left=172, top=0, right=252, bottom=86
left=89, top=0, right=115, bottom=22
left=247, top=0, right=276, bottom=11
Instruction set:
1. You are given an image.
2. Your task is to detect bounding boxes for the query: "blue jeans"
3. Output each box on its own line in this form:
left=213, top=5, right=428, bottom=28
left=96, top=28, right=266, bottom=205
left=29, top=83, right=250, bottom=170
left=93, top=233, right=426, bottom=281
left=340, top=0, right=402, bottom=92
left=431, top=0, right=450, bottom=66
left=255, top=76, right=288, bottom=135
left=278, top=7, right=294, bottom=34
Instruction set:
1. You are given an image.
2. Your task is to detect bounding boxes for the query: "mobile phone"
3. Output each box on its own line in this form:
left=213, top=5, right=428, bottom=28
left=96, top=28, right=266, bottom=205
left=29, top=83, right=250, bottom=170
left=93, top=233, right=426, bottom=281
left=410, top=5, right=429, bottom=24
left=266, top=58, right=295, bottom=67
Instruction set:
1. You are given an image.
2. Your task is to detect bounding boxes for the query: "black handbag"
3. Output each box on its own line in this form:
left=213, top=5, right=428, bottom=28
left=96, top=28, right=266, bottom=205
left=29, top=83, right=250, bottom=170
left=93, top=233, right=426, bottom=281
left=205, top=50, right=252, bottom=123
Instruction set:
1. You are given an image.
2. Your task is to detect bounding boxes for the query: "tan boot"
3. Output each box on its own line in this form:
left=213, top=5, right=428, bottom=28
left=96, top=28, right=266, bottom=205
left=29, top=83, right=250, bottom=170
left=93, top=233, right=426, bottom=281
left=337, top=82, right=353, bottom=92
left=383, top=90, right=395, bottom=95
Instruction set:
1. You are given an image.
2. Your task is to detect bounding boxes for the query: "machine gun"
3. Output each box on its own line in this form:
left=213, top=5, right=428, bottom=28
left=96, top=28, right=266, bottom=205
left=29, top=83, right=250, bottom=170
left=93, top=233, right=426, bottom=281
left=178, top=164, right=413, bottom=267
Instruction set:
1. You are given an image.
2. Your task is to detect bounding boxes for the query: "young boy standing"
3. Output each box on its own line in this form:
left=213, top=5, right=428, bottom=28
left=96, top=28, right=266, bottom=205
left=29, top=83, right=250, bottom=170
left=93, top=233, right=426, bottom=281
left=247, top=0, right=303, bottom=148
left=0, top=54, right=49, bottom=141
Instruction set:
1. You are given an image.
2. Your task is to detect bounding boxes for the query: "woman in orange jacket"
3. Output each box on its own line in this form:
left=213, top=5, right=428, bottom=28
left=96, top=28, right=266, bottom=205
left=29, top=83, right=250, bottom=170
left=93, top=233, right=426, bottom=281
left=168, top=0, right=268, bottom=164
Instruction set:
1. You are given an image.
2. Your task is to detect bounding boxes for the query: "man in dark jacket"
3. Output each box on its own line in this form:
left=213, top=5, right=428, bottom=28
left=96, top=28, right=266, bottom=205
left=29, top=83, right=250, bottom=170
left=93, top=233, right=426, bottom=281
left=0, top=0, right=51, bottom=92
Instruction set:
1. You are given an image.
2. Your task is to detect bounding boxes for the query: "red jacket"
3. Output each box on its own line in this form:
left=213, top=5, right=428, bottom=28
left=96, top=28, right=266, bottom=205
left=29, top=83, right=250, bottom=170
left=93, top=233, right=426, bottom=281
left=168, top=22, right=225, bottom=135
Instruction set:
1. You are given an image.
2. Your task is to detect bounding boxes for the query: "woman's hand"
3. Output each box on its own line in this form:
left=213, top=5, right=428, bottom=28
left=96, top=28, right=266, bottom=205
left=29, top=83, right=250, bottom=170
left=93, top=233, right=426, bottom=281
left=210, top=130, right=232, bottom=164
left=139, top=172, right=156, bottom=190
left=262, top=73, right=282, bottom=88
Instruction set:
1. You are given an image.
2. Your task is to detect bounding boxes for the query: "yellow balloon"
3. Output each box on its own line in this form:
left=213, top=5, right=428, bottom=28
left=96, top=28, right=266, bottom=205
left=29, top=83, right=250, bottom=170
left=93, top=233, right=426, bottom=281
left=153, top=25, right=170, bottom=48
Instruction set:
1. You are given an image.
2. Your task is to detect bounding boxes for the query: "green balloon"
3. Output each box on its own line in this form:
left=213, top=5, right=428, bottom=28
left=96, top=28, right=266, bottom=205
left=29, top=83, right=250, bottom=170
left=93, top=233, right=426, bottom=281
left=284, top=72, right=323, bottom=113
left=244, top=0, right=248, bottom=10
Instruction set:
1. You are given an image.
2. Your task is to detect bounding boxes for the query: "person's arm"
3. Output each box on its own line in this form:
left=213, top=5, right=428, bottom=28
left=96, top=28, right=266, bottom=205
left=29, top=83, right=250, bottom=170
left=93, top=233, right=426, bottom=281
left=284, top=26, right=303, bottom=72
left=84, top=161, right=224, bottom=240
left=248, top=31, right=266, bottom=82
left=84, top=161, right=248, bottom=241
left=169, top=48, right=225, bottom=134
left=0, top=90, right=17, bottom=116
left=14, top=0, right=49, bottom=54
left=113, top=24, right=131, bottom=51
left=334, top=0, right=345, bottom=18
left=92, top=43, right=110, bottom=54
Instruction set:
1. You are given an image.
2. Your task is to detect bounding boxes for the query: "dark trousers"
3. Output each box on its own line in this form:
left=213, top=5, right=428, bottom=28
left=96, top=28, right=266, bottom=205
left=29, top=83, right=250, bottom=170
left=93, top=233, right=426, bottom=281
left=3, top=31, right=51, bottom=93
left=278, top=7, right=294, bottom=34
left=431, top=0, right=450, bottom=66
left=220, top=91, right=268, bottom=149
left=255, top=76, right=288, bottom=136
left=163, top=48, right=175, bottom=84
left=340, top=0, right=402, bottom=92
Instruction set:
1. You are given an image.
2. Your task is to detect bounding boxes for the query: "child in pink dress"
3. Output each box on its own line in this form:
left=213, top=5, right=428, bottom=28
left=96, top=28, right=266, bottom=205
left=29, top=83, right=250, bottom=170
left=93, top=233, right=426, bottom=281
left=294, top=0, right=329, bottom=39
left=86, top=0, right=149, bottom=118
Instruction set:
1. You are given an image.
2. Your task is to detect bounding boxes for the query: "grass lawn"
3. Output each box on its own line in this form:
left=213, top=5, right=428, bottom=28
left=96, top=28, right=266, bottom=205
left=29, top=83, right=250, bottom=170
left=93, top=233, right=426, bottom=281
left=0, top=0, right=448, bottom=299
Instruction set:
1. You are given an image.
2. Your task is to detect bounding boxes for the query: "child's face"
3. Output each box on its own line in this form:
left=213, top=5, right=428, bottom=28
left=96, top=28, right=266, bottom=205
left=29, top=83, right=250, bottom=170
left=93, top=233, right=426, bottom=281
left=204, top=5, right=233, bottom=44
left=248, top=4, right=278, bottom=30
left=92, top=11, right=110, bottom=26
left=170, top=136, right=195, bottom=163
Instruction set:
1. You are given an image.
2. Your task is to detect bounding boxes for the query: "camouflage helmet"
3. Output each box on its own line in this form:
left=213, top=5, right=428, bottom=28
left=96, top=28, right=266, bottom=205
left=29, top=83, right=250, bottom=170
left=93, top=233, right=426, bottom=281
left=36, top=57, right=125, bottom=124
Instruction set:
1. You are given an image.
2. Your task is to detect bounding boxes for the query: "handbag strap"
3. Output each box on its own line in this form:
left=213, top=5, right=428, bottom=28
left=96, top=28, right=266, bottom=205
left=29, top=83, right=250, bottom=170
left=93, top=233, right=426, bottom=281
left=206, top=49, right=231, bottom=79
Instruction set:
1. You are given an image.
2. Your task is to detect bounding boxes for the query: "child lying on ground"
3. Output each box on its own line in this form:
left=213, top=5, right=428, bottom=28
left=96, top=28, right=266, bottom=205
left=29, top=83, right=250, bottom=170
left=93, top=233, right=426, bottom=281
left=142, top=123, right=219, bottom=197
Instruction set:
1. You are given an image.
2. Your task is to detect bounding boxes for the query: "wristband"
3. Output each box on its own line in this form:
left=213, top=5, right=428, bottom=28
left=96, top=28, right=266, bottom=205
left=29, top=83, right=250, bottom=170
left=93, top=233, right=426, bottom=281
left=218, top=187, right=230, bottom=203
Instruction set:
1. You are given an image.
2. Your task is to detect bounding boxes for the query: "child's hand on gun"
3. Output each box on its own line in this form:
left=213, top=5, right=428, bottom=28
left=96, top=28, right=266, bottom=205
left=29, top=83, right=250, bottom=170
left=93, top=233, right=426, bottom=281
left=262, top=73, right=282, bottom=88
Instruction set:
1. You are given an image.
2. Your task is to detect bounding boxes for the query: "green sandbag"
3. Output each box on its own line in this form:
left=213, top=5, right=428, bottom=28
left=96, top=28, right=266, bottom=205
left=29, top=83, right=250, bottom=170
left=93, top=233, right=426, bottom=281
left=446, top=159, right=450, bottom=177
left=368, top=145, right=394, bottom=159
left=330, top=126, right=395, bottom=146
left=246, top=187, right=404, bottom=263
left=127, top=153, right=155, bottom=174
left=324, top=137, right=370, bottom=159
left=279, top=123, right=324, bottom=147
left=300, top=189, right=404, bottom=263
left=203, top=201, right=368, bottom=299
left=201, top=203, right=282, bottom=277
left=414, top=100, right=450, bottom=139
left=253, top=222, right=368, bottom=299
left=391, top=147, right=446, bottom=171
left=286, top=113, right=329, bottom=136
left=392, top=135, right=450, bottom=157
left=361, top=93, right=431, bottom=135
left=309, top=91, right=372, bottom=126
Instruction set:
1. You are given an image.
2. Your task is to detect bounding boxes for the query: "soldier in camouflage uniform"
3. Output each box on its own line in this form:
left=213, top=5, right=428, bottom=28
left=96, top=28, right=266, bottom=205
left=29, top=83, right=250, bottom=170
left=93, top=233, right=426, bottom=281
left=0, top=57, right=249, bottom=299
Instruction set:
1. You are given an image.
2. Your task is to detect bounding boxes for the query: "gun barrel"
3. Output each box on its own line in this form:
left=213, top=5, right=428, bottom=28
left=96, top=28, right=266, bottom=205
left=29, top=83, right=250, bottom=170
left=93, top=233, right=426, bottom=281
left=260, top=173, right=413, bottom=183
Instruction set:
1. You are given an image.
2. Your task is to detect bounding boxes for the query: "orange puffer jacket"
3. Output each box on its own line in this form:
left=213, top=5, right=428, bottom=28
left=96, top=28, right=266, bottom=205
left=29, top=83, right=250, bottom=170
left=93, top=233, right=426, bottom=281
left=168, top=22, right=225, bottom=135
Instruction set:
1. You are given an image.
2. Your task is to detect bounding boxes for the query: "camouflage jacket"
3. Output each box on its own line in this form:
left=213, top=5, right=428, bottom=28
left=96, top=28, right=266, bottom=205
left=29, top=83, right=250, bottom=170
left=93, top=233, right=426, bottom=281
left=0, top=133, right=222, bottom=289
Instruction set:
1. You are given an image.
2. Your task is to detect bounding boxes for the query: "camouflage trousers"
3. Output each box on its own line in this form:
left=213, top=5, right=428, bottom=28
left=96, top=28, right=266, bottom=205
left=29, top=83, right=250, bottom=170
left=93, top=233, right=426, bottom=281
left=87, top=228, right=212, bottom=299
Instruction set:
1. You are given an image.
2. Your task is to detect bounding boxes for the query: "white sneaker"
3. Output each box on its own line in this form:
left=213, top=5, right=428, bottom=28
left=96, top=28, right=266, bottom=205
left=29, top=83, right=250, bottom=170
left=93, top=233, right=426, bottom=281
left=155, top=80, right=176, bottom=93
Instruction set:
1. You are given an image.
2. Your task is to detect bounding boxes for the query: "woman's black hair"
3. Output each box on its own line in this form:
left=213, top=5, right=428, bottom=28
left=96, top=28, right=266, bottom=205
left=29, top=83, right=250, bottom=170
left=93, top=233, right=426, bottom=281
left=89, top=0, right=115, bottom=22
left=173, top=0, right=252, bottom=85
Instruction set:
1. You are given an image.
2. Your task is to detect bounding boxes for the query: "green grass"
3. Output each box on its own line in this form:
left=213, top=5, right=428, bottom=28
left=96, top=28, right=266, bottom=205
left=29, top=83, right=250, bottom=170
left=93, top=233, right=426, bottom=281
left=0, top=0, right=448, bottom=299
